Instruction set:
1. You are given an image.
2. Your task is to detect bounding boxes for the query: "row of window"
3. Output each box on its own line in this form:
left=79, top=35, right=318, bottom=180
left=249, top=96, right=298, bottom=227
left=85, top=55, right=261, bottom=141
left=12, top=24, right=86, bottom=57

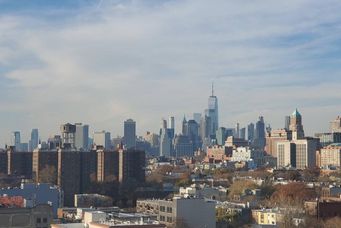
left=160, top=215, right=173, bottom=223
left=159, top=206, right=172, bottom=213
left=36, top=217, right=48, bottom=223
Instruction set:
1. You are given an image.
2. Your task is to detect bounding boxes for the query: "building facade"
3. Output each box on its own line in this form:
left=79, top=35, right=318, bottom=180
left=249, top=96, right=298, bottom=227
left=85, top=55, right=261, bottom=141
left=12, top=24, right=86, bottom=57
left=124, top=119, right=136, bottom=149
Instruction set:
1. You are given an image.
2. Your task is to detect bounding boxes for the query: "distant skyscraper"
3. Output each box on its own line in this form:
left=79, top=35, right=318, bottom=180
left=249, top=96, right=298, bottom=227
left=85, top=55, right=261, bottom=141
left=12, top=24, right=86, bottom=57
left=200, top=115, right=212, bottom=142
left=186, top=119, right=200, bottom=150
left=247, top=123, right=255, bottom=143
left=331, top=116, right=341, bottom=133
left=60, top=123, right=76, bottom=149
left=182, top=116, right=188, bottom=136
left=94, top=131, right=111, bottom=149
left=284, top=116, right=290, bottom=130
left=235, top=123, right=240, bottom=138
left=254, top=116, right=266, bottom=149
left=124, top=119, right=136, bottom=149
left=193, top=113, right=201, bottom=124
left=167, top=116, right=175, bottom=141
left=174, top=135, right=193, bottom=157
left=240, top=128, right=246, bottom=140
left=205, top=83, right=219, bottom=136
left=13, top=131, right=21, bottom=151
left=289, top=109, right=305, bottom=140
left=29, top=129, right=39, bottom=151
left=168, top=116, right=175, bottom=130
left=75, top=123, right=89, bottom=151
left=216, top=127, right=227, bottom=146
left=160, top=120, right=171, bottom=157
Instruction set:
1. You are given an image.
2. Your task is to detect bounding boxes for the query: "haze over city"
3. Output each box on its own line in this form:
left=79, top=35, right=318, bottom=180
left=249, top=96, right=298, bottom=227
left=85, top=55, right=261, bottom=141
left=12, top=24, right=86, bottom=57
left=1, top=0, right=341, bottom=145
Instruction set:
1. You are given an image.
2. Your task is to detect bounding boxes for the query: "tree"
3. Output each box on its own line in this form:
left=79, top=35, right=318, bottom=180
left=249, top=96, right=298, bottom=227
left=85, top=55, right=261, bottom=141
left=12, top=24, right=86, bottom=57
left=38, top=165, right=57, bottom=184
left=270, top=182, right=316, bottom=207
left=323, top=217, right=341, bottom=228
left=302, top=167, right=320, bottom=182
left=228, top=180, right=257, bottom=199
left=175, top=172, right=192, bottom=187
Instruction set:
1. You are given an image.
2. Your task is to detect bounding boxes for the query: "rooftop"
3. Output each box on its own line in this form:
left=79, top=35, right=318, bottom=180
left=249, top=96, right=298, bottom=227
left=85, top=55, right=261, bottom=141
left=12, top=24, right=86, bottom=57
left=292, top=108, right=301, bottom=117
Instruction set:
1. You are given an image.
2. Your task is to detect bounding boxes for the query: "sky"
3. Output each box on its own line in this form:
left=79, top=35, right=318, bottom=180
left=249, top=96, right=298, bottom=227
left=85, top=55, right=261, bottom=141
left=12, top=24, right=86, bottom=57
left=0, top=0, right=341, bottom=145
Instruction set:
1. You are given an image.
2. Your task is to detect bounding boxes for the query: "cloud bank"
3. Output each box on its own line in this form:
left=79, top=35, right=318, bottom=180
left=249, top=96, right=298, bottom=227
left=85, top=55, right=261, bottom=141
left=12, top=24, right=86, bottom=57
left=0, top=0, right=341, bottom=144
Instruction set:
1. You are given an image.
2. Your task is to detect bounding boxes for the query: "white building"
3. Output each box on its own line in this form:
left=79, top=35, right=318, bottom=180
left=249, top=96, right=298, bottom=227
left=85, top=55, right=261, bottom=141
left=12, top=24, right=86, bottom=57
left=93, top=131, right=111, bottom=149
left=179, top=184, right=227, bottom=201
left=137, top=197, right=216, bottom=228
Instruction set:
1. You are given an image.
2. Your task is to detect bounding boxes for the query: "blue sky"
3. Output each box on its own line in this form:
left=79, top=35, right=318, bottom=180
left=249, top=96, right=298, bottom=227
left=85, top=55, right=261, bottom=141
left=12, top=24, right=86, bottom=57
left=0, top=0, right=341, bottom=145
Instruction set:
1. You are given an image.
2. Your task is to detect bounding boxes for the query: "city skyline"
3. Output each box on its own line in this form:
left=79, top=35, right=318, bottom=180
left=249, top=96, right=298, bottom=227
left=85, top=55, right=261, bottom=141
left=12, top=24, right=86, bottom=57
left=1, top=0, right=341, bottom=145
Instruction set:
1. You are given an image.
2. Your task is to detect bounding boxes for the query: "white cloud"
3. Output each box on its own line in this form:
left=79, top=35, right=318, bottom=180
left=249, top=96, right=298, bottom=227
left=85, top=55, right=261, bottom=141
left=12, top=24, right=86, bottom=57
left=0, top=0, right=341, bottom=144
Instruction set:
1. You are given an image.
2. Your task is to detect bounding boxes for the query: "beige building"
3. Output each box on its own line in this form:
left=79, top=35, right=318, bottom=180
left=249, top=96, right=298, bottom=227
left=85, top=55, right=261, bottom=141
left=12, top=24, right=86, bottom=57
left=289, top=109, right=305, bottom=140
left=331, top=116, right=341, bottom=133
left=277, top=141, right=295, bottom=168
left=252, top=208, right=284, bottom=226
left=265, top=129, right=292, bottom=157
left=277, top=139, right=318, bottom=169
left=320, top=143, right=341, bottom=167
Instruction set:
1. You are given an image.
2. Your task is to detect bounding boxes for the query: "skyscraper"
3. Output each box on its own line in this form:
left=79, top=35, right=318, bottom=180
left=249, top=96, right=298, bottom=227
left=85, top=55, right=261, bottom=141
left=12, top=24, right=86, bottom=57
left=205, top=83, right=219, bottom=136
left=168, top=116, right=175, bottom=130
left=174, top=135, right=193, bottom=157
left=186, top=119, right=200, bottom=150
left=182, top=116, right=187, bottom=136
left=216, top=127, right=227, bottom=146
left=94, top=131, right=111, bottom=149
left=75, top=123, right=89, bottom=151
left=160, top=119, right=171, bottom=157
left=13, top=131, right=21, bottom=151
left=240, top=128, right=246, bottom=140
left=331, top=116, right=341, bottom=133
left=29, top=129, right=39, bottom=151
left=123, top=119, right=136, bottom=149
left=200, top=115, right=212, bottom=142
left=193, top=113, right=202, bottom=124
left=235, top=123, right=240, bottom=138
left=254, top=116, right=265, bottom=149
left=284, top=116, right=290, bottom=130
left=289, top=109, right=305, bottom=140
left=247, top=123, right=255, bottom=143
left=60, top=123, right=76, bottom=149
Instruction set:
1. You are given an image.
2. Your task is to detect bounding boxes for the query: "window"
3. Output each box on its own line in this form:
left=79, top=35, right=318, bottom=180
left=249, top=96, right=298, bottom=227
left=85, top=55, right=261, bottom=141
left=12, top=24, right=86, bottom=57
left=160, top=215, right=165, bottom=221
left=167, top=207, right=172, bottom=213
left=36, top=218, right=41, bottom=223
left=160, top=206, right=165, bottom=212
left=167, top=217, right=173, bottom=223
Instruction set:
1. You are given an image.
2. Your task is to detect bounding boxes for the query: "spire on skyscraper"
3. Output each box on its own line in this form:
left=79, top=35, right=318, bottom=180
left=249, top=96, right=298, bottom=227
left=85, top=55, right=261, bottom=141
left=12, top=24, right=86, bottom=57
left=211, top=82, right=214, bottom=96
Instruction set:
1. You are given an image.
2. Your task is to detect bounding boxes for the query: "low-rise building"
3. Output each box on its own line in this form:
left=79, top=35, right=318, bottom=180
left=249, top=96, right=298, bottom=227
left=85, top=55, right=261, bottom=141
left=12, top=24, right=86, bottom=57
left=137, top=197, right=216, bottom=228
left=0, top=204, right=53, bottom=228
left=251, top=208, right=284, bottom=226
left=0, top=182, right=62, bottom=218
left=52, top=210, right=164, bottom=228
left=178, top=184, right=227, bottom=201
left=74, top=194, right=113, bottom=208
left=305, top=198, right=341, bottom=219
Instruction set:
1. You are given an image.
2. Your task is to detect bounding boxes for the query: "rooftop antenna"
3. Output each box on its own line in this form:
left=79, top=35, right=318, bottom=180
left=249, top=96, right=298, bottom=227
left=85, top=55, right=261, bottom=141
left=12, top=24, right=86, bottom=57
left=211, top=82, right=214, bottom=96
